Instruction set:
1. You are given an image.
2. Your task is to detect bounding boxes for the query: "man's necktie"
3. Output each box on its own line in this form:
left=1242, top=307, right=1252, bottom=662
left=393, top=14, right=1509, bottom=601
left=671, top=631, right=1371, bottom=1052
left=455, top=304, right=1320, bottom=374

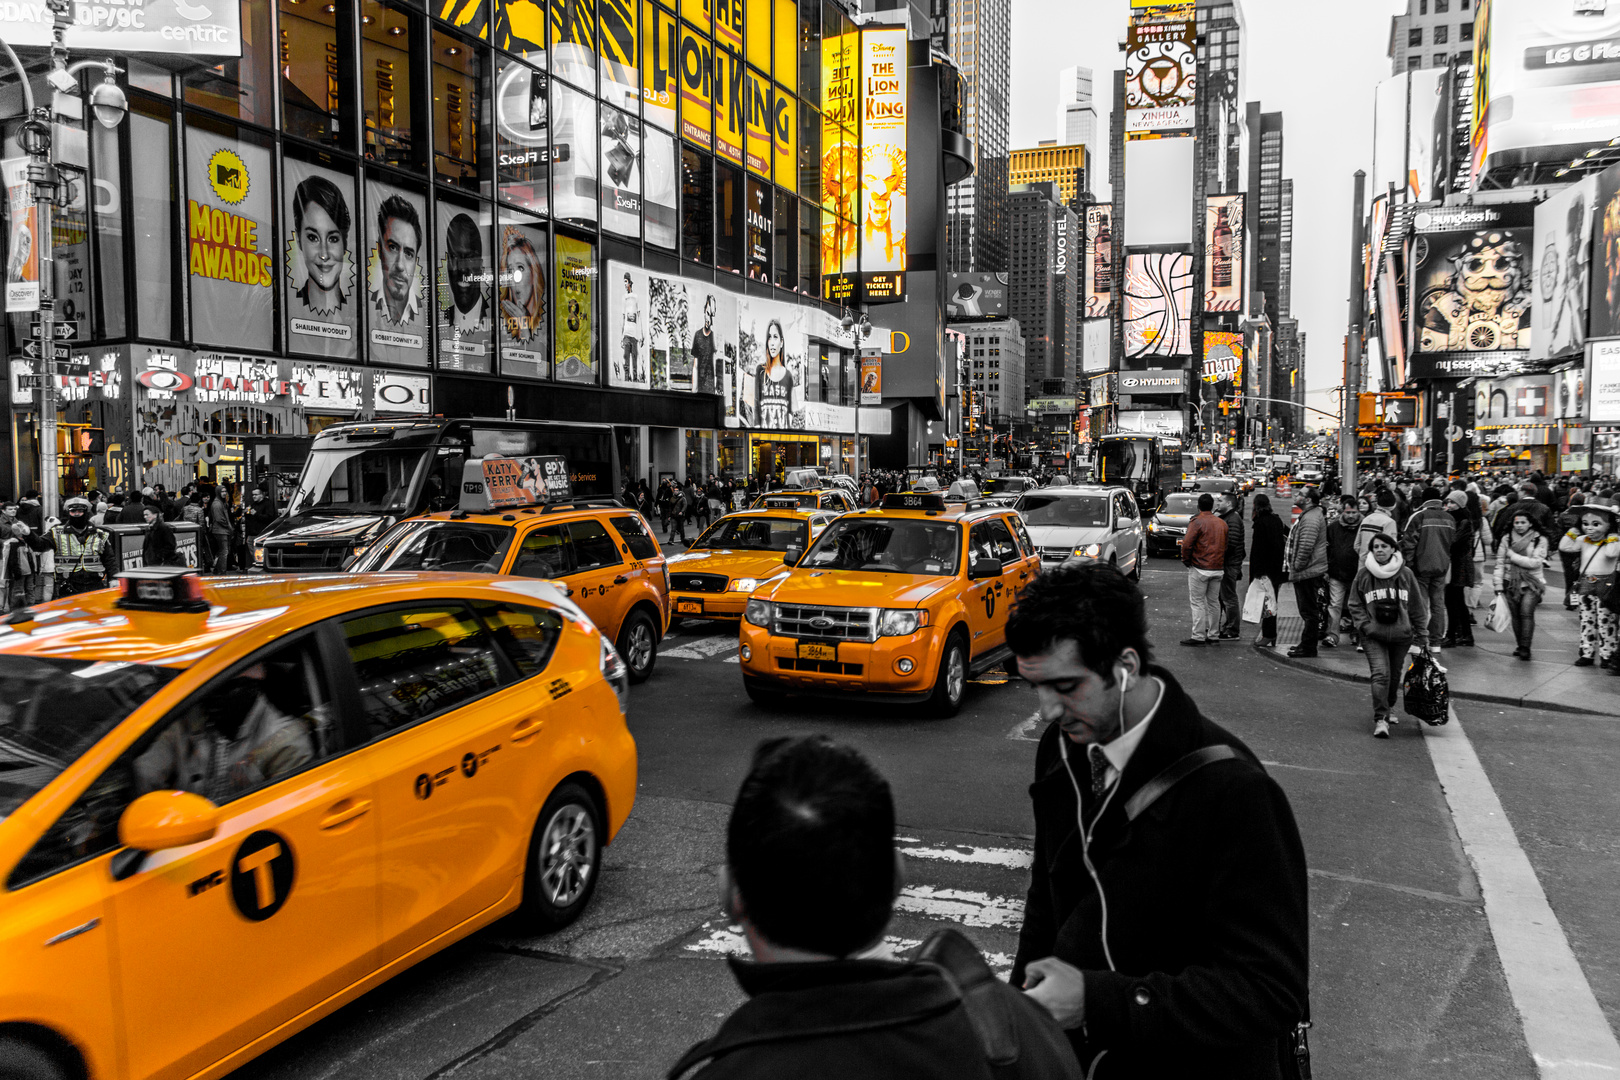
left=1089, top=744, right=1111, bottom=802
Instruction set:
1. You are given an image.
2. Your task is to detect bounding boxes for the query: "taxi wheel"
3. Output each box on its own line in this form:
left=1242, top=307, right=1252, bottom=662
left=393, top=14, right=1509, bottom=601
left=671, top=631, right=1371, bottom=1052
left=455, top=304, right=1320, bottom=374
left=617, top=609, right=660, bottom=683
left=520, top=783, right=602, bottom=932
left=0, top=1036, right=69, bottom=1080
left=926, top=631, right=969, bottom=718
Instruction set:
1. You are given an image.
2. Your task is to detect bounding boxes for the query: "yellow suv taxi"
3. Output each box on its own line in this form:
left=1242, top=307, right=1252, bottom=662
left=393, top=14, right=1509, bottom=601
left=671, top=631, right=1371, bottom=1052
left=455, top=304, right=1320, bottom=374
left=350, top=457, right=669, bottom=683
left=0, top=567, right=636, bottom=1080
left=738, top=492, right=1041, bottom=716
left=666, top=503, right=841, bottom=623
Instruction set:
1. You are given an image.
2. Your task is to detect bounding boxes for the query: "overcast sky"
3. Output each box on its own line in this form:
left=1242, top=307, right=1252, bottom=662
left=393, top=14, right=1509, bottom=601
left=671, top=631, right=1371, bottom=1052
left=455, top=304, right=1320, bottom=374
left=1010, top=0, right=1407, bottom=429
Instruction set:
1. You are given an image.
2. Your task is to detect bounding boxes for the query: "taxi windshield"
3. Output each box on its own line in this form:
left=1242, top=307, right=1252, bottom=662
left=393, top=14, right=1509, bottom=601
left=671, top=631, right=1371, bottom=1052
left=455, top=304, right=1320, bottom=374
left=753, top=491, right=817, bottom=508
left=1162, top=493, right=1201, bottom=513
left=0, top=656, right=179, bottom=820
left=982, top=477, right=1028, bottom=494
left=801, top=518, right=960, bottom=576
left=696, top=516, right=809, bottom=551
left=287, top=447, right=428, bottom=518
left=1017, top=495, right=1109, bottom=527
left=352, top=519, right=517, bottom=572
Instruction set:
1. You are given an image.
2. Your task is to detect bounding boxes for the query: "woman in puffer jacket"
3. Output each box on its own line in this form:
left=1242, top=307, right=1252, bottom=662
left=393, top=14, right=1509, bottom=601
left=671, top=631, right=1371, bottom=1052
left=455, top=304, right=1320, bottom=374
left=1347, top=532, right=1430, bottom=740
left=1558, top=499, right=1620, bottom=669
left=1493, top=507, right=1548, bottom=662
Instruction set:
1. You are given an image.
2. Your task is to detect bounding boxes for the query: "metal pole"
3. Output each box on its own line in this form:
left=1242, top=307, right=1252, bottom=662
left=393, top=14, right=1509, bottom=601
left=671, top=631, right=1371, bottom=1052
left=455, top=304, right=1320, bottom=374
left=1341, top=170, right=1366, bottom=498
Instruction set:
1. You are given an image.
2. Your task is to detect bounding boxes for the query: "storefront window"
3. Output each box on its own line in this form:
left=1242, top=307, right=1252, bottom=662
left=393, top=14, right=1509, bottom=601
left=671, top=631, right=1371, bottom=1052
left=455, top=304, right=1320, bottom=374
left=642, top=1, right=678, bottom=131
left=497, top=0, right=549, bottom=63
left=280, top=0, right=352, bottom=147
left=773, top=186, right=794, bottom=289
left=498, top=207, right=550, bottom=378
left=435, top=197, right=495, bottom=372
left=681, top=146, right=712, bottom=264
left=600, top=106, right=643, bottom=240
left=130, top=99, right=175, bottom=340
left=127, top=59, right=174, bottom=97
left=91, top=121, right=126, bottom=339
left=796, top=97, right=818, bottom=200
left=433, top=30, right=490, bottom=193
left=185, top=0, right=275, bottom=125
left=554, top=232, right=598, bottom=384
left=362, top=2, right=422, bottom=171
left=745, top=176, right=770, bottom=281
left=551, top=78, right=599, bottom=224
left=644, top=125, right=678, bottom=249
left=552, top=0, right=599, bottom=89
left=599, top=0, right=641, bottom=113
left=715, top=160, right=742, bottom=274
left=495, top=56, right=549, bottom=214
left=798, top=199, right=816, bottom=294
left=685, top=428, right=713, bottom=479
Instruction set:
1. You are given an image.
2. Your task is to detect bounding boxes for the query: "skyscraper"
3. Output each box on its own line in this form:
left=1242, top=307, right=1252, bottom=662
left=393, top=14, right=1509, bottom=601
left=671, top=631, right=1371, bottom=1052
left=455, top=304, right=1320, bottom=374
left=1387, top=0, right=1476, bottom=76
left=1195, top=1, right=1245, bottom=195
left=1055, top=66, right=1101, bottom=187
left=1007, top=184, right=1080, bottom=398
left=1245, top=104, right=1295, bottom=443
left=945, top=0, right=1011, bottom=272
left=1009, top=141, right=1088, bottom=210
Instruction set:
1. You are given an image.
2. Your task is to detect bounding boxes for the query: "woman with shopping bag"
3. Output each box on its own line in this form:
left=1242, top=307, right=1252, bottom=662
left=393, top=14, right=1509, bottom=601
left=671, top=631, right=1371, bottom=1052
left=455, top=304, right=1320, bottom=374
left=1492, top=507, right=1548, bottom=661
left=1347, top=532, right=1431, bottom=740
left=1249, top=493, right=1287, bottom=648
left=1559, top=497, right=1620, bottom=670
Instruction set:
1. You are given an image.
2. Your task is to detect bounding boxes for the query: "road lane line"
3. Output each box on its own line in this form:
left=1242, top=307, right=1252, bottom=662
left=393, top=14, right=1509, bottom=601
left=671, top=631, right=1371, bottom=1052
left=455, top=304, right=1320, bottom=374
left=900, top=842, right=1033, bottom=870
left=1422, top=708, right=1620, bottom=1078
left=895, top=885, right=1024, bottom=929
left=683, top=922, right=921, bottom=960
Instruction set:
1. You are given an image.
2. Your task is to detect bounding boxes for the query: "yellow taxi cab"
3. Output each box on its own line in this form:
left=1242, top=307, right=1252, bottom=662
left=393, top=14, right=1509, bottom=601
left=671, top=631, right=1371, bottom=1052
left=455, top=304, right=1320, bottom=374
left=0, top=567, right=636, bottom=1080
left=665, top=503, right=841, bottom=624
left=747, top=487, right=858, bottom=513
left=738, top=492, right=1040, bottom=717
left=349, top=455, right=670, bottom=683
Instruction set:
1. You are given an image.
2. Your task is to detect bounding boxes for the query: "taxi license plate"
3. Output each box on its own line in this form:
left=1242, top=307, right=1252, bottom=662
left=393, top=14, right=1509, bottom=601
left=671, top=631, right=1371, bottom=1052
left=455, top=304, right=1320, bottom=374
left=798, top=642, right=838, bottom=662
left=678, top=600, right=703, bottom=614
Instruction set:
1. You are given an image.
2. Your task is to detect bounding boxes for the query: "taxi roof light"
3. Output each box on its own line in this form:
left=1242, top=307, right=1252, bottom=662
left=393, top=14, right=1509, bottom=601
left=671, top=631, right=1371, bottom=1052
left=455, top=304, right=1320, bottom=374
left=115, top=568, right=210, bottom=613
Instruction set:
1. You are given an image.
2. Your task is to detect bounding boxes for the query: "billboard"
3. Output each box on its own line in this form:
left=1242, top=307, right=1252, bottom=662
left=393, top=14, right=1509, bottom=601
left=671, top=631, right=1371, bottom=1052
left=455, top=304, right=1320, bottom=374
left=1116, top=409, right=1183, bottom=435
left=1084, top=203, right=1113, bottom=318
left=944, top=272, right=1009, bottom=320
left=436, top=201, right=493, bottom=372
left=1531, top=174, right=1596, bottom=361
left=1589, top=161, right=1620, bottom=340
left=1124, top=18, right=1196, bottom=134
left=1471, top=0, right=1620, bottom=182
left=364, top=178, right=430, bottom=368
left=554, top=233, right=597, bottom=384
left=1123, top=252, right=1193, bottom=359
left=1123, top=136, right=1195, bottom=246
left=1589, top=339, right=1620, bottom=425
left=0, top=1, right=241, bottom=55
left=499, top=220, right=550, bottom=379
left=186, top=127, right=274, bottom=352
left=1201, top=331, right=1242, bottom=383
left=1082, top=317, right=1110, bottom=373
left=3, top=158, right=38, bottom=313
left=858, top=27, right=907, bottom=282
left=1204, top=193, right=1243, bottom=313
left=283, top=158, right=358, bottom=361
left=1410, top=203, right=1533, bottom=354
left=1471, top=374, right=1554, bottom=422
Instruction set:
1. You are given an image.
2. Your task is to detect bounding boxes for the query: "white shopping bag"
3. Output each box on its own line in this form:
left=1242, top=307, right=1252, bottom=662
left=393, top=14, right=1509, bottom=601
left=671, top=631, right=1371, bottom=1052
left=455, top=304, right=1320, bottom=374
left=1484, top=595, right=1512, bottom=634
left=1242, top=578, right=1276, bottom=624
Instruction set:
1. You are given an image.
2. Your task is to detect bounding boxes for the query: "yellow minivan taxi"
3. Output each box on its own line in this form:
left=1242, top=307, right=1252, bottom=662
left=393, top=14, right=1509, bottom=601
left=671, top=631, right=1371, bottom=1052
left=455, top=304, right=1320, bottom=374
left=738, top=492, right=1041, bottom=717
left=0, top=568, right=636, bottom=1080
left=665, top=505, right=840, bottom=623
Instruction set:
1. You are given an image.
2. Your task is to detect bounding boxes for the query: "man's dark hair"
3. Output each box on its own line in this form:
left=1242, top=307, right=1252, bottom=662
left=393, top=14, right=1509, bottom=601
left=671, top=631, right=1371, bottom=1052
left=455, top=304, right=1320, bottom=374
left=292, top=174, right=351, bottom=235
left=1301, top=487, right=1321, bottom=507
left=1450, top=478, right=1467, bottom=491
left=1376, top=490, right=1395, bottom=508
left=1006, top=562, right=1154, bottom=681
left=376, top=193, right=421, bottom=244
left=1341, top=494, right=1358, bottom=508
left=1197, top=492, right=1214, bottom=512
left=727, top=736, right=895, bottom=957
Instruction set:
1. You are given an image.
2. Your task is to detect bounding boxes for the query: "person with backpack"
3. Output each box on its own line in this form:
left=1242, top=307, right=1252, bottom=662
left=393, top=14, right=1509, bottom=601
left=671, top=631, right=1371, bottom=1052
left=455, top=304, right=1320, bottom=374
left=1348, top=532, right=1431, bottom=739
left=1493, top=506, right=1549, bottom=661
left=669, top=736, right=1080, bottom=1080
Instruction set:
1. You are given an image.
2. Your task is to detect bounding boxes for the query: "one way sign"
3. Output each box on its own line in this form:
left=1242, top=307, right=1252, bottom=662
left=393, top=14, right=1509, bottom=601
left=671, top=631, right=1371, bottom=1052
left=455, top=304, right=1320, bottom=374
left=20, top=341, right=57, bottom=360
left=28, top=322, right=77, bottom=340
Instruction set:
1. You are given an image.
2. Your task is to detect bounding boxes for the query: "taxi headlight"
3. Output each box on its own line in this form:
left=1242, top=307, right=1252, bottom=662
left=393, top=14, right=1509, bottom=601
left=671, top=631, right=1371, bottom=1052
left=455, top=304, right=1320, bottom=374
left=1147, top=520, right=1159, bottom=532
left=878, top=608, right=928, bottom=636
left=1074, top=543, right=1103, bottom=558
left=730, top=577, right=761, bottom=592
left=252, top=542, right=265, bottom=566
left=599, top=634, right=629, bottom=714
left=744, top=598, right=774, bottom=628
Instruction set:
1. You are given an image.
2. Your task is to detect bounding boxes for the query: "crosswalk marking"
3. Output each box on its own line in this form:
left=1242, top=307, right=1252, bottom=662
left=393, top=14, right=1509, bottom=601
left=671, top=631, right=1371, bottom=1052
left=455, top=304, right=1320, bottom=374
left=899, top=842, right=1033, bottom=870
left=684, top=922, right=922, bottom=961
left=895, top=885, right=1025, bottom=930
left=661, top=634, right=738, bottom=661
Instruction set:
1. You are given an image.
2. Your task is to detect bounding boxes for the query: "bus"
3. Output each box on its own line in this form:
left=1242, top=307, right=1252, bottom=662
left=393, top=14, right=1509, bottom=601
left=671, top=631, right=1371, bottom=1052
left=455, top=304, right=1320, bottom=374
left=1181, top=450, right=1215, bottom=485
left=254, top=418, right=621, bottom=573
left=1093, top=434, right=1176, bottom=514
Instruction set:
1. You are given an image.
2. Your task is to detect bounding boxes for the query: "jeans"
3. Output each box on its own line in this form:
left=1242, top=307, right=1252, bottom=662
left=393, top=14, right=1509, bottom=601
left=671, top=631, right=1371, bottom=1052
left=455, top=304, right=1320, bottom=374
left=1507, top=588, right=1540, bottom=650
left=1219, top=566, right=1242, bottom=635
left=1364, top=637, right=1413, bottom=721
left=1443, top=583, right=1473, bottom=642
left=1417, top=572, right=1447, bottom=644
left=209, top=531, right=232, bottom=574
left=1294, top=576, right=1324, bottom=648
left=1325, top=578, right=1351, bottom=643
left=1187, top=569, right=1224, bottom=640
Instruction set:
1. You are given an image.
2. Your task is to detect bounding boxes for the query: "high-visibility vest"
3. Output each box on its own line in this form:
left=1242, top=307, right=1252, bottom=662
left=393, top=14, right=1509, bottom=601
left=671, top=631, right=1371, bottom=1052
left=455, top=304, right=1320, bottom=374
left=53, top=526, right=110, bottom=577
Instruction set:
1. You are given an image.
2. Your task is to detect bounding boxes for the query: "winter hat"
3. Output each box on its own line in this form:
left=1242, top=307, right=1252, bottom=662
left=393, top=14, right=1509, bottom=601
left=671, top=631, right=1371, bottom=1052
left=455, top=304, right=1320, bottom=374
left=1444, top=491, right=1467, bottom=509
left=1376, top=490, right=1396, bottom=508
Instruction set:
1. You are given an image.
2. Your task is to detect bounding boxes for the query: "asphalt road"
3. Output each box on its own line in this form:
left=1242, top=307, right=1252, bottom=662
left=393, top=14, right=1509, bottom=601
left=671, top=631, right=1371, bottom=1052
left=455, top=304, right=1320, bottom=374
left=228, top=558, right=1620, bottom=1080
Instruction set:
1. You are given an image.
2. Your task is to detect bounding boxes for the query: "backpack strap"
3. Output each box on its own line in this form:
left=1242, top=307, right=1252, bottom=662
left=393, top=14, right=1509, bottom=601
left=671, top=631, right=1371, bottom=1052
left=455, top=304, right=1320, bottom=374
left=1124, top=745, right=1239, bottom=822
left=915, top=928, right=1019, bottom=1065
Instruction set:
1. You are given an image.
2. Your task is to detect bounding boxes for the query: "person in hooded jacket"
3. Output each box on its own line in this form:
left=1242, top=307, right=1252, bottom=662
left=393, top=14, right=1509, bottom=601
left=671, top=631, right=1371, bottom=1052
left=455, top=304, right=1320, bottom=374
left=1440, top=491, right=1477, bottom=648
left=1247, top=493, right=1287, bottom=648
left=1284, top=488, right=1329, bottom=659
left=1494, top=507, right=1548, bottom=661
left=1400, top=487, right=1454, bottom=650
left=1348, top=532, right=1431, bottom=739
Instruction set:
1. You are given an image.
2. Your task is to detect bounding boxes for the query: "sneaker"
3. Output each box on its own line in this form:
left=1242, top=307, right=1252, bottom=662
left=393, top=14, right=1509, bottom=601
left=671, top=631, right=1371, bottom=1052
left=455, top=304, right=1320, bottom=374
left=1321, top=635, right=1339, bottom=649
left=1255, top=638, right=1276, bottom=648
left=1373, top=718, right=1391, bottom=739
left=1179, top=637, right=1206, bottom=647
left=1286, top=645, right=1318, bottom=658
left=1576, top=656, right=1596, bottom=667
left=1355, top=642, right=1365, bottom=652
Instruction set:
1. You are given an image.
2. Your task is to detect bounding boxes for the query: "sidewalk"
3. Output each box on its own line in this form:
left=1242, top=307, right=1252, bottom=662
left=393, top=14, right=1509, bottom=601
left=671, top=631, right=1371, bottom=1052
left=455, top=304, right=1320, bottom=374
left=1247, top=570, right=1620, bottom=717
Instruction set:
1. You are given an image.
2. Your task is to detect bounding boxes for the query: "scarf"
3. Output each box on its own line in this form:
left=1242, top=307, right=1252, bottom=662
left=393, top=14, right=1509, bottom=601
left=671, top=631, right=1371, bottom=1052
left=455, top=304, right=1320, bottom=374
left=1504, top=531, right=1545, bottom=600
left=1364, top=550, right=1403, bottom=579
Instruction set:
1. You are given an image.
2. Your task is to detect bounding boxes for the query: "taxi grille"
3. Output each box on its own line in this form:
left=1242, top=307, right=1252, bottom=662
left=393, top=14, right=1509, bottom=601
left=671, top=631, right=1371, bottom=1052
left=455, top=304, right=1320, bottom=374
left=777, top=657, right=865, bottom=675
left=773, top=603, right=877, bottom=642
left=671, top=572, right=728, bottom=594
left=264, top=542, right=350, bottom=572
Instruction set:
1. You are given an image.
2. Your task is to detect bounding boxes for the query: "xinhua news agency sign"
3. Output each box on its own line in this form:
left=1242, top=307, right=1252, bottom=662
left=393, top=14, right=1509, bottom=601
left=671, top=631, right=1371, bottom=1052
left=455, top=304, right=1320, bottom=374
left=0, top=1, right=242, bottom=57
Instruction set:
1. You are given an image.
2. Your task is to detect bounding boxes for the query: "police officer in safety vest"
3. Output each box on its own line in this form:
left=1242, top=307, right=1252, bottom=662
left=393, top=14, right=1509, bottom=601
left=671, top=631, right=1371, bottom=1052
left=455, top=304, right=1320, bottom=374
left=50, top=496, right=120, bottom=597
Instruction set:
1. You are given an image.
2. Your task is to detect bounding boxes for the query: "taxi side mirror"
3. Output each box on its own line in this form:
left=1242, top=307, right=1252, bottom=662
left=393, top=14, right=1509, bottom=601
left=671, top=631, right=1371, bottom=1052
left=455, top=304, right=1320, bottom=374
left=968, top=556, right=1003, bottom=580
left=117, top=791, right=219, bottom=869
left=783, top=545, right=803, bottom=565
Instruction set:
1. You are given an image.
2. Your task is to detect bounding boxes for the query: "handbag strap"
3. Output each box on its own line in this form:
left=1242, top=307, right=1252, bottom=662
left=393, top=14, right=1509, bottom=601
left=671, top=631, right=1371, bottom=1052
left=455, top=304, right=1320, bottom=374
left=1125, top=745, right=1239, bottom=821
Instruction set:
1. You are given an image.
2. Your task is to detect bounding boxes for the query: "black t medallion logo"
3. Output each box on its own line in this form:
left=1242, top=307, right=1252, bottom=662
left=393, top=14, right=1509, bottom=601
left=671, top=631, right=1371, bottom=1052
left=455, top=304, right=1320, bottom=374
left=230, top=830, right=295, bottom=921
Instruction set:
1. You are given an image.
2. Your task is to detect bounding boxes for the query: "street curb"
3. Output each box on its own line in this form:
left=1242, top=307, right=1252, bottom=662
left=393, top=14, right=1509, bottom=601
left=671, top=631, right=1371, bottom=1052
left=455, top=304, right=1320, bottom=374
left=1251, top=642, right=1620, bottom=718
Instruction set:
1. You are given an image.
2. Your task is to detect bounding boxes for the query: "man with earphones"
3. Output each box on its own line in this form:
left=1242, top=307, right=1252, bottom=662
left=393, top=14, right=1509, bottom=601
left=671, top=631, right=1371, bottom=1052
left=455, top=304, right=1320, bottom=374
left=1008, top=562, right=1310, bottom=1079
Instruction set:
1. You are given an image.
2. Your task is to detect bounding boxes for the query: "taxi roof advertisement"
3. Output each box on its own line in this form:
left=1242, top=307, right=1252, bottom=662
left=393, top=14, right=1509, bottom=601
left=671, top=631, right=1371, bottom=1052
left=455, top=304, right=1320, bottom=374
left=0, top=0, right=242, bottom=55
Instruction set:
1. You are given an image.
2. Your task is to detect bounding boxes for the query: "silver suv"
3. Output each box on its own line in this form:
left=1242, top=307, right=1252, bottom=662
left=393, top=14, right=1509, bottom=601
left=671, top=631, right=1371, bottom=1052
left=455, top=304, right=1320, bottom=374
left=1013, top=485, right=1146, bottom=580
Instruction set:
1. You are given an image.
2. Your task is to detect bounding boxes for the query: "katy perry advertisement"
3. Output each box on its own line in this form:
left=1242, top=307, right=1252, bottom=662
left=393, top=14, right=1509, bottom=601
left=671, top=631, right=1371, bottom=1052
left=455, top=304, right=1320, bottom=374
left=284, top=158, right=358, bottom=360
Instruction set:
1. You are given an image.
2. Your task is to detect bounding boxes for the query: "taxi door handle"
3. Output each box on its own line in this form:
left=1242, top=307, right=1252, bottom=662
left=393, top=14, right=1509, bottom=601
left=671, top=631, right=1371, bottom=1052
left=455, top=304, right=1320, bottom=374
left=319, top=798, right=372, bottom=830
left=513, top=715, right=545, bottom=743
left=613, top=575, right=629, bottom=584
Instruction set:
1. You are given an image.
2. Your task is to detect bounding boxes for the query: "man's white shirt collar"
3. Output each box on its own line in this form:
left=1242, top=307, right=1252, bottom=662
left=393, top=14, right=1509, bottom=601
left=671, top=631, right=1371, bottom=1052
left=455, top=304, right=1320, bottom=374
left=1094, top=676, right=1166, bottom=789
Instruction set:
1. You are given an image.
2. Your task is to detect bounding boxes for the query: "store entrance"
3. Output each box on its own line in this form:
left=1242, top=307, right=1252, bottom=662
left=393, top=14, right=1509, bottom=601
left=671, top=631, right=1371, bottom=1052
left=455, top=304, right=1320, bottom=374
left=750, top=435, right=818, bottom=487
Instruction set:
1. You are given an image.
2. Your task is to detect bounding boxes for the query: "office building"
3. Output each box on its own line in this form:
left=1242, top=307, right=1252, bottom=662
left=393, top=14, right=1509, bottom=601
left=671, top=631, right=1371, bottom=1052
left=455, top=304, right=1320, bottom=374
left=1243, top=104, right=1295, bottom=445
left=945, top=0, right=1012, bottom=271
left=953, top=319, right=1026, bottom=425
left=1388, top=0, right=1477, bottom=75
left=1055, top=65, right=1101, bottom=181
left=1009, top=141, right=1088, bottom=209
left=1196, top=1, right=1245, bottom=195
left=1007, top=184, right=1079, bottom=399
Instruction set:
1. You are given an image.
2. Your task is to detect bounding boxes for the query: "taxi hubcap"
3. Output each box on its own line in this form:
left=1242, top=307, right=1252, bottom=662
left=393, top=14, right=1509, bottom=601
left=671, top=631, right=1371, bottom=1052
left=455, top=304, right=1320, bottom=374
left=947, top=648, right=965, bottom=703
left=540, top=806, right=596, bottom=906
left=627, top=620, right=654, bottom=671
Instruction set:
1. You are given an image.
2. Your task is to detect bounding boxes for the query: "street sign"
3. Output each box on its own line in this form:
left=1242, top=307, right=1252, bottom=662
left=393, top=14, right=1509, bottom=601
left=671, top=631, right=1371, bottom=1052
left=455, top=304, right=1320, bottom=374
left=28, top=322, right=76, bottom=340
left=20, top=341, right=57, bottom=360
left=16, top=374, right=46, bottom=390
